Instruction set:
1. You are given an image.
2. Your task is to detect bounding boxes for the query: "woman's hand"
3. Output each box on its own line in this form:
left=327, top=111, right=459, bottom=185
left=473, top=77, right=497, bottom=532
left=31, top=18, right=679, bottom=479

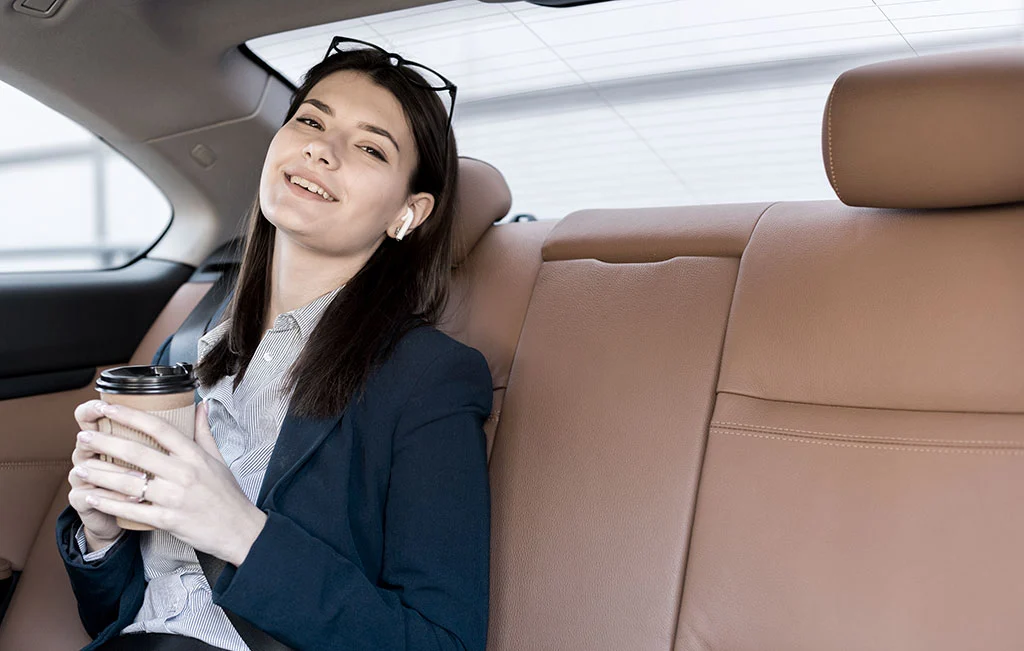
left=74, top=401, right=268, bottom=566
left=69, top=400, right=137, bottom=552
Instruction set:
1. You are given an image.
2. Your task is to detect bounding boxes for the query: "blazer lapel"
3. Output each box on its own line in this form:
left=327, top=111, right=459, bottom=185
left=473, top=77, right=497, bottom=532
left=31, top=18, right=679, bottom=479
left=256, top=409, right=343, bottom=508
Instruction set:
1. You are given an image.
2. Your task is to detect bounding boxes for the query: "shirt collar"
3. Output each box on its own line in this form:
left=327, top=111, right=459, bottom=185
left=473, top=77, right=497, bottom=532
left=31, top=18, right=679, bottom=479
left=280, top=285, right=343, bottom=339
left=197, top=285, right=343, bottom=361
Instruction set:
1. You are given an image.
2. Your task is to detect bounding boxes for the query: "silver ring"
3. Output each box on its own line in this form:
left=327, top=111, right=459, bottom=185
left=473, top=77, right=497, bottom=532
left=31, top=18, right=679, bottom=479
left=139, top=475, right=150, bottom=503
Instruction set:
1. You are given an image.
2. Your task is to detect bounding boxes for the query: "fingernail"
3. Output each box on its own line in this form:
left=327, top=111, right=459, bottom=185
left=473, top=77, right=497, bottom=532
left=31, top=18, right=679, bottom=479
left=85, top=496, right=99, bottom=507
left=101, top=404, right=118, bottom=415
left=77, top=431, right=93, bottom=443
left=74, top=466, right=88, bottom=478
left=129, top=471, right=147, bottom=479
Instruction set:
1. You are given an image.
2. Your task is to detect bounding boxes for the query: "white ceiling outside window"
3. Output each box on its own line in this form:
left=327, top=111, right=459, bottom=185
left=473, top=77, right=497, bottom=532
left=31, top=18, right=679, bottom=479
left=248, top=0, right=1024, bottom=220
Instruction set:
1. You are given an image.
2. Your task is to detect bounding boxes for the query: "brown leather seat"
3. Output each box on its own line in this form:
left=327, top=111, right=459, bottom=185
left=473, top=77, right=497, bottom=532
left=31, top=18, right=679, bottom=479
left=678, top=47, right=1024, bottom=650
left=4, top=48, right=1023, bottom=651
left=485, top=47, right=1024, bottom=651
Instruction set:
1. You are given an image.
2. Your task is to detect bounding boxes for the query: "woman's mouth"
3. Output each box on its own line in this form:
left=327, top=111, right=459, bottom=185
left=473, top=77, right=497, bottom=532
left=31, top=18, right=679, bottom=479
left=285, top=173, right=337, bottom=202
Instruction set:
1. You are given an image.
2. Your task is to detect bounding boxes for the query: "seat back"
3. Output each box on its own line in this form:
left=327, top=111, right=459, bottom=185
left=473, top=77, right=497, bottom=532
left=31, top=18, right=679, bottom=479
left=677, top=47, right=1024, bottom=650
left=485, top=203, right=767, bottom=650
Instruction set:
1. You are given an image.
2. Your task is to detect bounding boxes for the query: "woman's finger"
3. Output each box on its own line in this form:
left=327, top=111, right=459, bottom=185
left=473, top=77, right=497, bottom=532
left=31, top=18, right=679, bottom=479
left=69, top=486, right=143, bottom=511
left=97, top=404, right=195, bottom=459
left=69, top=461, right=145, bottom=491
left=76, top=430, right=187, bottom=484
left=86, top=494, right=168, bottom=530
left=68, top=464, right=100, bottom=489
left=83, top=458, right=143, bottom=476
left=74, top=400, right=110, bottom=431
left=71, top=442, right=100, bottom=466
left=75, top=464, right=149, bottom=502
left=193, top=402, right=225, bottom=463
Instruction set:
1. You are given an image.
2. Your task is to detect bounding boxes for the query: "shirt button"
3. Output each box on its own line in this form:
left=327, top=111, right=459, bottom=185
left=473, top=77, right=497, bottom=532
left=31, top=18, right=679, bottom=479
left=263, top=352, right=273, bottom=362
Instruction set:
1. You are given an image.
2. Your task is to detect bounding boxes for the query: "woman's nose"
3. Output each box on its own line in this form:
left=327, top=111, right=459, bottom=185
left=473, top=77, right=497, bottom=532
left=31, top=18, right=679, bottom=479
left=302, top=138, right=338, bottom=168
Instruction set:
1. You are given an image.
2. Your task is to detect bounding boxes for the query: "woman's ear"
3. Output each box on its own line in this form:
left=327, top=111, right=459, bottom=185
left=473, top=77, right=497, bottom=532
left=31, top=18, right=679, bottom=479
left=390, top=192, right=435, bottom=239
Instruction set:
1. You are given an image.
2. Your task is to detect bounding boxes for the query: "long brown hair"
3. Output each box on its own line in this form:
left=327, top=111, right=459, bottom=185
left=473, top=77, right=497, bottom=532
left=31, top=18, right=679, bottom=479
left=196, top=47, right=459, bottom=419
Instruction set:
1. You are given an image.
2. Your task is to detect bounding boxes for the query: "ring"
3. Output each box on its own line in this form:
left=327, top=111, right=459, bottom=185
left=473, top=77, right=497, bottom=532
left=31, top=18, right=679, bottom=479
left=139, top=475, right=150, bottom=503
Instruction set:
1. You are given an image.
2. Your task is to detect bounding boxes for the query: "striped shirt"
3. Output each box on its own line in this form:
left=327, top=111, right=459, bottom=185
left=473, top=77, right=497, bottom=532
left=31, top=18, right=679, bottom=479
left=77, top=287, right=341, bottom=650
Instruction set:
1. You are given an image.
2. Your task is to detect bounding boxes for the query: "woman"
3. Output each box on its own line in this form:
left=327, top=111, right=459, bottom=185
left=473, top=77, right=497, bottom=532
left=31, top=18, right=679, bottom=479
left=56, top=38, right=492, bottom=651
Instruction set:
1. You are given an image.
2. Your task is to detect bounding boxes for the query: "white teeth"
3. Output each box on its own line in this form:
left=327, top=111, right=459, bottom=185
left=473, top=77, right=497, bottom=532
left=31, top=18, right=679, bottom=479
left=289, top=175, right=336, bottom=201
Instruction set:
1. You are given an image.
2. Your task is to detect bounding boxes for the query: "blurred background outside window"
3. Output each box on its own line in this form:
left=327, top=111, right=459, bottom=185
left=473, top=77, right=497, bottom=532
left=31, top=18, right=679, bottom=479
left=0, top=80, right=171, bottom=273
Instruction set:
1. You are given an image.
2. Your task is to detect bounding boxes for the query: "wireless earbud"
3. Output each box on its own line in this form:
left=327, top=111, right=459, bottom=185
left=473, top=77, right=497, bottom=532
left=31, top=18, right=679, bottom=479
left=396, top=208, right=414, bottom=241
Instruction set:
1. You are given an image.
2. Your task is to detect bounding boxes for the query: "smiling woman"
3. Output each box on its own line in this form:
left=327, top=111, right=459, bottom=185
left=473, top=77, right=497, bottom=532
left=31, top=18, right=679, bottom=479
left=258, top=70, right=436, bottom=267
left=56, top=38, right=492, bottom=651
left=204, top=44, right=460, bottom=420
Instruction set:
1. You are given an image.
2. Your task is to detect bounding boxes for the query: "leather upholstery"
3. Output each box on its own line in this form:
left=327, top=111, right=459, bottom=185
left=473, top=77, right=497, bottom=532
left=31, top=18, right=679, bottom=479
left=0, top=494, right=91, bottom=650
left=823, top=47, right=1024, bottom=209
left=0, top=378, right=96, bottom=570
left=485, top=252, right=750, bottom=650
left=443, top=221, right=553, bottom=459
left=678, top=200, right=1024, bottom=649
left=445, top=221, right=553, bottom=392
left=543, top=203, right=771, bottom=262
left=453, top=157, right=512, bottom=266
left=718, top=201, right=1024, bottom=412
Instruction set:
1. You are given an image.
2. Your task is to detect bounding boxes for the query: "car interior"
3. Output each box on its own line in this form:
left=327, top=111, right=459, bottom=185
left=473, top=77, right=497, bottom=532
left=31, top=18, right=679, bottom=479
left=1, top=0, right=1023, bottom=649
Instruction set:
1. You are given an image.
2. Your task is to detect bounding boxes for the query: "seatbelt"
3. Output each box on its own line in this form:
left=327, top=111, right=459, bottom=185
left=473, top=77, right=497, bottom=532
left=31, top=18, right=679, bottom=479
left=165, top=242, right=294, bottom=651
left=195, top=552, right=292, bottom=651
left=167, top=237, right=242, bottom=367
left=167, top=268, right=236, bottom=368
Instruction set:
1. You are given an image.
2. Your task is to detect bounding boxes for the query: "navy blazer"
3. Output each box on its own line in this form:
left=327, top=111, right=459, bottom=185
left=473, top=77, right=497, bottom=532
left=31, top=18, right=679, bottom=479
left=56, top=325, right=493, bottom=651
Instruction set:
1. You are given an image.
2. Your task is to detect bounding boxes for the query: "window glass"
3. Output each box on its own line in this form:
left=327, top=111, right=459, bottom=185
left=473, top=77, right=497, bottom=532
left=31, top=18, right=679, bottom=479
left=0, top=80, right=172, bottom=272
left=248, top=0, right=1024, bottom=220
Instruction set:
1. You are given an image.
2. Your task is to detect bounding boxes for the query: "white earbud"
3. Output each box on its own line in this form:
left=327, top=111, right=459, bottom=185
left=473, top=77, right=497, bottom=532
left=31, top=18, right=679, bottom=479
left=396, top=208, right=414, bottom=241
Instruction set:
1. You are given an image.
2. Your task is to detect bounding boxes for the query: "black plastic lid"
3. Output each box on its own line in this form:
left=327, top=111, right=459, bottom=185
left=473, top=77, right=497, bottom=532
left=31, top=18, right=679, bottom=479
left=95, top=363, right=197, bottom=395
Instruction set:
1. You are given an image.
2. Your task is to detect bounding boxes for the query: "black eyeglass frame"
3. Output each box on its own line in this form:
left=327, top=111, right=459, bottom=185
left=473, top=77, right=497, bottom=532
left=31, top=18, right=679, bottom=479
left=323, top=36, right=458, bottom=143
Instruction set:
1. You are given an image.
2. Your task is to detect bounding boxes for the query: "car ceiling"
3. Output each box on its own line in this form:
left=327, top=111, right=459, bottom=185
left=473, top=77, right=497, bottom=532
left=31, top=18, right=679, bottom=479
left=1, top=0, right=443, bottom=139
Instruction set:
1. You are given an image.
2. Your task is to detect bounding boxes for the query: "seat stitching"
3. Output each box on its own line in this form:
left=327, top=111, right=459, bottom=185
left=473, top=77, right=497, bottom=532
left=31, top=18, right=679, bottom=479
left=711, top=428, right=1024, bottom=455
left=712, top=421, right=1024, bottom=447
left=0, top=460, right=72, bottom=470
left=825, top=78, right=844, bottom=204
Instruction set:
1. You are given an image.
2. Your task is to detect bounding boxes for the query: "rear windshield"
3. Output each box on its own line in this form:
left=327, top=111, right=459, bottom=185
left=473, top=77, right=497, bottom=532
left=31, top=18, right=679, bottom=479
left=247, top=0, right=1024, bottom=220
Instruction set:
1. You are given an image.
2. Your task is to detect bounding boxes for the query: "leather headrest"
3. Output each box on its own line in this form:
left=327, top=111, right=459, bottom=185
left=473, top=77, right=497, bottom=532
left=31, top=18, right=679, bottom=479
left=453, top=157, right=512, bottom=265
left=822, top=47, right=1024, bottom=209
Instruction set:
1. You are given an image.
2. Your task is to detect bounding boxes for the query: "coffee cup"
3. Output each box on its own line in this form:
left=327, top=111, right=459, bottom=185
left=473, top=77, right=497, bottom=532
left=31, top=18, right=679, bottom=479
left=94, top=363, right=197, bottom=531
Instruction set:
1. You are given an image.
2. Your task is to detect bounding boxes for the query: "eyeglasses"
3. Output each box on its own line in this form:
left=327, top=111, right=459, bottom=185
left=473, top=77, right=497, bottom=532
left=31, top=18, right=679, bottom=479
left=323, top=37, right=458, bottom=146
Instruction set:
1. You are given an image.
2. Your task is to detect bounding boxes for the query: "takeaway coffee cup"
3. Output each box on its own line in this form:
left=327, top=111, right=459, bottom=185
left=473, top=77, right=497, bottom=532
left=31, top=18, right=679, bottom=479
left=94, top=363, right=197, bottom=531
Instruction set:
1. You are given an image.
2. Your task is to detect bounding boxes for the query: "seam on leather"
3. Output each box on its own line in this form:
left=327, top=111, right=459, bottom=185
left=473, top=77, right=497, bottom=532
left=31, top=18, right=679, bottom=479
left=711, top=427, right=1024, bottom=455
left=712, top=421, right=1024, bottom=447
left=0, top=460, right=72, bottom=470
left=825, top=78, right=844, bottom=204
left=715, top=389, right=1024, bottom=416
left=741, top=201, right=778, bottom=252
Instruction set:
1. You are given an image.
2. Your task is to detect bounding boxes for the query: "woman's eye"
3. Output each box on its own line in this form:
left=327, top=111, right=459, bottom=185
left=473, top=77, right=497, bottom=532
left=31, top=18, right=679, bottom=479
left=360, top=145, right=387, bottom=162
left=296, top=116, right=322, bottom=130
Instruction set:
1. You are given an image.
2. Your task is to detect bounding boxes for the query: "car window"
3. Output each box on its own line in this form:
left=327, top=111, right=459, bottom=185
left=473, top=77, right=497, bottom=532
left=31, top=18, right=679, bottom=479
left=247, top=0, right=1024, bottom=221
left=0, top=80, right=172, bottom=273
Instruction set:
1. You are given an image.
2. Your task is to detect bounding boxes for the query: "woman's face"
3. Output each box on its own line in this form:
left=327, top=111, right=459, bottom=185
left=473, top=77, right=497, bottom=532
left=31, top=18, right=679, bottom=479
left=259, top=70, right=433, bottom=257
